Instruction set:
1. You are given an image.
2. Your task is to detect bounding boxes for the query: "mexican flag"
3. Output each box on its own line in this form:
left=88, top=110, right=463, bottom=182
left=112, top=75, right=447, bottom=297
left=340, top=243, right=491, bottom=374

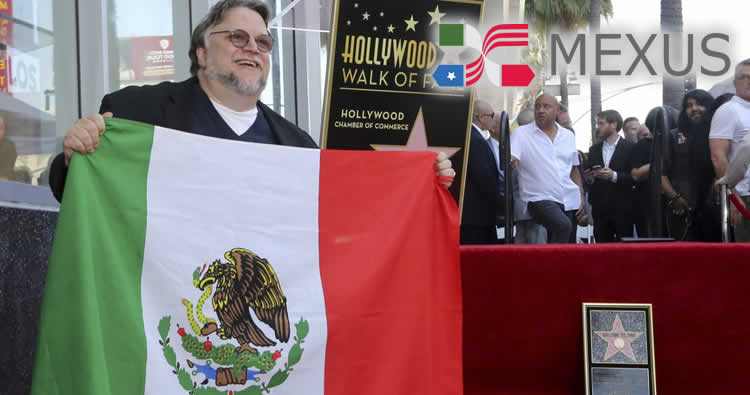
left=31, top=118, right=462, bottom=395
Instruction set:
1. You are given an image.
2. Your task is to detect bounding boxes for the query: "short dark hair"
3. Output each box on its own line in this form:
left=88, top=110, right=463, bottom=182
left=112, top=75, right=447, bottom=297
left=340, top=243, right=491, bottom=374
left=597, top=110, right=623, bottom=132
left=189, top=0, right=271, bottom=76
left=623, top=117, right=638, bottom=127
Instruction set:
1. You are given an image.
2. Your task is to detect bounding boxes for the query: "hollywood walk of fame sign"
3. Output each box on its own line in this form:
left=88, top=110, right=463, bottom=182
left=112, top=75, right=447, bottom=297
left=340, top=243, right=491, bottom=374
left=583, top=303, right=657, bottom=395
left=321, top=0, right=484, bottom=211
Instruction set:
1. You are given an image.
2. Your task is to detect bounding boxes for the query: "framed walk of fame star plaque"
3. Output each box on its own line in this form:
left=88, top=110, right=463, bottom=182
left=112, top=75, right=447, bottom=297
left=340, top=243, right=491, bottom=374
left=583, top=303, right=657, bottom=395
left=320, top=0, right=485, bottom=214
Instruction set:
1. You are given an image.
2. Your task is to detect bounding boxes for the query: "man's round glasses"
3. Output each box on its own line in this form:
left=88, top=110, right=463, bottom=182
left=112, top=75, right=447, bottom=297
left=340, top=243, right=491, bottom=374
left=209, top=29, right=274, bottom=53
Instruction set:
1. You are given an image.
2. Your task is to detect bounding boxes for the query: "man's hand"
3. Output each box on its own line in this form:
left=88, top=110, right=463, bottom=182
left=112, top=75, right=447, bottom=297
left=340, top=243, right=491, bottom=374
left=595, top=168, right=615, bottom=180
left=672, top=197, right=689, bottom=213
left=63, top=112, right=113, bottom=166
left=511, top=156, right=519, bottom=169
left=434, top=152, right=455, bottom=188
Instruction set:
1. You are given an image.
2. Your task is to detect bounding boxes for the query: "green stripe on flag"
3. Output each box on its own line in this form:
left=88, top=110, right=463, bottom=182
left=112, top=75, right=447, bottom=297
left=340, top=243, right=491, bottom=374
left=32, top=118, right=155, bottom=395
left=439, top=24, right=464, bottom=46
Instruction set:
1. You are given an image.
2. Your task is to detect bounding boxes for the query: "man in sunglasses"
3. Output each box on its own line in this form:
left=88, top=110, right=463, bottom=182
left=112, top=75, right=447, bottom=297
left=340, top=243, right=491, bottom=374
left=49, top=0, right=455, bottom=201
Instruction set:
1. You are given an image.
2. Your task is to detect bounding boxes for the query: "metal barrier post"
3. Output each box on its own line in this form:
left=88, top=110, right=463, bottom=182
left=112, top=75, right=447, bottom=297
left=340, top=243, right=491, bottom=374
left=721, top=184, right=730, bottom=242
left=500, top=111, right=513, bottom=244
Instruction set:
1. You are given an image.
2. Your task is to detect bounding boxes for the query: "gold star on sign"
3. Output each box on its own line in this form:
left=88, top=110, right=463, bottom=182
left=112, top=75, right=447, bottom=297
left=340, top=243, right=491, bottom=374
left=427, top=5, right=446, bottom=25
left=387, top=24, right=395, bottom=33
left=362, top=11, right=370, bottom=20
left=379, top=11, right=384, bottom=17
left=404, top=15, right=419, bottom=32
left=373, top=26, right=378, bottom=31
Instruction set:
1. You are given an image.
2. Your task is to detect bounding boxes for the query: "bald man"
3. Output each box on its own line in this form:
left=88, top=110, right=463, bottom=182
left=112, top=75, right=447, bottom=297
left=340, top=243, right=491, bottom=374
left=461, top=100, right=503, bottom=244
left=510, top=94, right=584, bottom=243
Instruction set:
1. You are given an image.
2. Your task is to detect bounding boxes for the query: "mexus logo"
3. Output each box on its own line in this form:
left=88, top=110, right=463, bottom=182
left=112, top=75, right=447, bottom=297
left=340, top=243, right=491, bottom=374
left=432, top=23, right=535, bottom=88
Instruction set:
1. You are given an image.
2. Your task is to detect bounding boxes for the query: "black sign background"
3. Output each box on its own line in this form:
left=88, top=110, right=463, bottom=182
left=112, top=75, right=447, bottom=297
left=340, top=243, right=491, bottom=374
left=321, top=0, right=484, bottom=212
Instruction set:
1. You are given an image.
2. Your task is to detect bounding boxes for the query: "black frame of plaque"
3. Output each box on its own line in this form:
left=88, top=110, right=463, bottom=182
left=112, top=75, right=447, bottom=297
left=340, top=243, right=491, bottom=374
left=319, top=0, right=485, bottom=217
left=583, top=303, right=657, bottom=395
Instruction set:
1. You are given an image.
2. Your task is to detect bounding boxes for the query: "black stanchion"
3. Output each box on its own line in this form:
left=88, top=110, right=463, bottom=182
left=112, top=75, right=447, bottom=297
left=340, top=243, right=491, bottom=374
left=500, top=111, right=514, bottom=244
left=647, top=106, right=671, bottom=237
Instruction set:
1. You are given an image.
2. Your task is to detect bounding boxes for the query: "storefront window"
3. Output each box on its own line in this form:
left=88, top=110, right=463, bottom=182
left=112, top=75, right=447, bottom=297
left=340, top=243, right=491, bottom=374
left=111, top=0, right=175, bottom=89
left=0, top=0, right=59, bottom=189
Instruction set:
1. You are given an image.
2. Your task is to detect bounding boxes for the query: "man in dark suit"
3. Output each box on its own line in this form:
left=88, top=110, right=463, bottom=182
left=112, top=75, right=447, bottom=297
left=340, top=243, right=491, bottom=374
left=50, top=0, right=455, bottom=202
left=585, top=110, right=635, bottom=242
left=461, top=100, right=503, bottom=244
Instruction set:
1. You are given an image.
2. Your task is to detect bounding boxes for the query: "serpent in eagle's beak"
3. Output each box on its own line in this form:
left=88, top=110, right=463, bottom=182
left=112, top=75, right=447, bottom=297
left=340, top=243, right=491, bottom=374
left=198, top=275, right=216, bottom=290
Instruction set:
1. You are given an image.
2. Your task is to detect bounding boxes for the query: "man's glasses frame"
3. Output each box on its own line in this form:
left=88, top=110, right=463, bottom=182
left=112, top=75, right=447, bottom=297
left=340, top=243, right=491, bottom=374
left=209, top=29, right=274, bottom=53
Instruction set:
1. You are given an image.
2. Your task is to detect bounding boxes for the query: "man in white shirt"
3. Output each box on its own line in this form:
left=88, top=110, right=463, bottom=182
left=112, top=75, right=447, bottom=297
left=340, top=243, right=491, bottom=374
left=710, top=58, right=750, bottom=242
left=510, top=94, right=585, bottom=244
left=508, top=110, right=547, bottom=244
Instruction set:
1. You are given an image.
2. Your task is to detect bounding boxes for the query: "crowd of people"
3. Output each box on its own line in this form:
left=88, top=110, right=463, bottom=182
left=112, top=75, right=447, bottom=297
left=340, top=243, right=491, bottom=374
left=460, top=59, right=750, bottom=244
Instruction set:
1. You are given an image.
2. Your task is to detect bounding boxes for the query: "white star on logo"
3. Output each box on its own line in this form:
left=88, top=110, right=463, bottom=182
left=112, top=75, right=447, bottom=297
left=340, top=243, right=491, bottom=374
left=387, top=24, right=395, bottom=33
left=362, top=11, right=370, bottom=21
left=427, top=5, right=447, bottom=25
left=447, top=72, right=456, bottom=81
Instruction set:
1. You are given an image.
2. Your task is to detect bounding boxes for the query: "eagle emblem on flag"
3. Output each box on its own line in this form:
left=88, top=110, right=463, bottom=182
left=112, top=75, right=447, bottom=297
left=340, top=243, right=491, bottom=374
left=198, top=248, right=291, bottom=355
left=157, top=248, right=309, bottom=393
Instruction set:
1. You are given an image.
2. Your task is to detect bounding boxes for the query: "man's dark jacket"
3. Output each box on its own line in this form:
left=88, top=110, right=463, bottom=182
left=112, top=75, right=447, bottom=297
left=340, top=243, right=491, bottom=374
left=586, top=138, right=635, bottom=222
left=50, top=77, right=317, bottom=202
left=461, top=125, right=502, bottom=227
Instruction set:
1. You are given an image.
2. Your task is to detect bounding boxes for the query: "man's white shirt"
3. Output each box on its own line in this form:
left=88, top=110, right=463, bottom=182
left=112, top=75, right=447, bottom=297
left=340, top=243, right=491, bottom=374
left=472, top=123, right=491, bottom=140
left=710, top=95, right=750, bottom=196
left=601, top=135, right=620, bottom=183
left=511, top=122, right=580, bottom=207
left=209, top=98, right=258, bottom=136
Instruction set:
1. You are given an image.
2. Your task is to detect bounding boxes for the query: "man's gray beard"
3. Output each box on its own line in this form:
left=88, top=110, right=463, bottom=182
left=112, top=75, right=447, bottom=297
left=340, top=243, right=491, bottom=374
left=205, top=63, right=267, bottom=97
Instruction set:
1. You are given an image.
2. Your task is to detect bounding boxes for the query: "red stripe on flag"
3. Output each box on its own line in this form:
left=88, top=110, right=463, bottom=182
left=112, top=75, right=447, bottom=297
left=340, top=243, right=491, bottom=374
left=482, top=33, right=528, bottom=53
left=466, top=61, right=485, bottom=85
left=466, top=55, right=483, bottom=70
left=486, top=41, right=529, bottom=54
left=466, top=57, right=484, bottom=79
left=319, top=150, right=462, bottom=395
left=481, top=24, right=527, bottom=52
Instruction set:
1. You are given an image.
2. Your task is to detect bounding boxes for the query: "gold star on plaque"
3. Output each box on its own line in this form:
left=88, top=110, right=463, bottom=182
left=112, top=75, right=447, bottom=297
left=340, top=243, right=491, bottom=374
left=427, top=5, right=446, bottom=25
left=404, top=15, right=419, bottom=32
left=387, top=24, right=395, bottom=33
left=362, top=11, right=370, bottom=21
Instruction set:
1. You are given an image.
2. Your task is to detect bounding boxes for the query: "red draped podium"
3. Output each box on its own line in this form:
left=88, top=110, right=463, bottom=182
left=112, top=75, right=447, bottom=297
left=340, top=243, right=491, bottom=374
left=461, top=243, right=750, bottom=394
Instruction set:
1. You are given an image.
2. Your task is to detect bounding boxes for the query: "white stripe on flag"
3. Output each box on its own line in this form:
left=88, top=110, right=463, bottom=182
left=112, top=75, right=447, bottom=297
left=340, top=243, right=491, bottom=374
left=141, top=127, right=327, bottom=394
